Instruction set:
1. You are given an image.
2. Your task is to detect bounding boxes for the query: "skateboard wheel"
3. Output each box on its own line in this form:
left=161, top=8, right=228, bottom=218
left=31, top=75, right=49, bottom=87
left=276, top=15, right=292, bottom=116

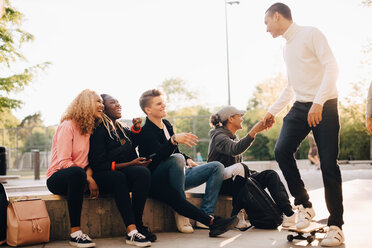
left=287, top=235, right=294, bottom=242
left=306, top=236, right=314, bottom=243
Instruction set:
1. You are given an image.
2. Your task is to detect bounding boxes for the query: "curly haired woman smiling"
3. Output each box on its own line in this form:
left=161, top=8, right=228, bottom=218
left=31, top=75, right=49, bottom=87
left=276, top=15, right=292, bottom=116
left=46, top=89, right=104, bottom=248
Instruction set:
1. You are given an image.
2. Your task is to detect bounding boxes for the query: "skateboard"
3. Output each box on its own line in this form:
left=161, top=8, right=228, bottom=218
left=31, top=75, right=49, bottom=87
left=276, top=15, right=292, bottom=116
left=282, top=222, right=327, bottom=244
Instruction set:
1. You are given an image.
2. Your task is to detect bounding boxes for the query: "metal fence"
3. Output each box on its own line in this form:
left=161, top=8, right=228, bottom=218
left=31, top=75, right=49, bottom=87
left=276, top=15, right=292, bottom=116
left=0, top=115, right=211, bottom=171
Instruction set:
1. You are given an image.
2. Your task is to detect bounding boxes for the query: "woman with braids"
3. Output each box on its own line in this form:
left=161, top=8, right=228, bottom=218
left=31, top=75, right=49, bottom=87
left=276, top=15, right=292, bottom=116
left=47, top=89, right=103, bottom=248
left=88, top=94, right=154, bottom=247
left=207, top=106, right=296, bottom=228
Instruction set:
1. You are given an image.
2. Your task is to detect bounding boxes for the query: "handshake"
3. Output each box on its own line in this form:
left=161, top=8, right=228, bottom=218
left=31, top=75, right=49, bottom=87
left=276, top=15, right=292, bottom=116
left=249, top=113, right=275, bottom=138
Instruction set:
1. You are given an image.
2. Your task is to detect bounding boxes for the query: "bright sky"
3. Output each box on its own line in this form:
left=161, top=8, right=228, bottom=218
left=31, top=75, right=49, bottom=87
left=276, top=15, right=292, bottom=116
left=10, top=0, right=372, bottom=126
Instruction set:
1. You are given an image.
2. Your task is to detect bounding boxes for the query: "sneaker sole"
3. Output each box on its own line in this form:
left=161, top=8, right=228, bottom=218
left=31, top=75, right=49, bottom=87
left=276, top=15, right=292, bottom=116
left=69, top=241, right=96, bottom=248
left=209, top=217, right=239, bottom=237
left=126, top=240, right=151, bottom=247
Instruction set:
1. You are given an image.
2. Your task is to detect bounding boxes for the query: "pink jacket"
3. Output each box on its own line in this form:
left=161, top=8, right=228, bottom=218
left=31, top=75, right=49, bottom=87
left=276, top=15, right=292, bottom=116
left=46, top=120, right=90, bottom=178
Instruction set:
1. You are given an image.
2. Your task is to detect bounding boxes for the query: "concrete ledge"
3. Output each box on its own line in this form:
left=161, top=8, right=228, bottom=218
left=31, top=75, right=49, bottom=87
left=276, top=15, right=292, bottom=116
left=8, top=192, right=232, bottom=241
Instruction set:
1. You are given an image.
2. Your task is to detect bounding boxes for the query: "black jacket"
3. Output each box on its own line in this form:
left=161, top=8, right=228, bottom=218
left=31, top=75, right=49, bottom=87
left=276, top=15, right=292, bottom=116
left=207, top=126, right=254, bottom=167
left=88, top=122, right=138, bottom=173
left=137, top=117, right=190, bottom=172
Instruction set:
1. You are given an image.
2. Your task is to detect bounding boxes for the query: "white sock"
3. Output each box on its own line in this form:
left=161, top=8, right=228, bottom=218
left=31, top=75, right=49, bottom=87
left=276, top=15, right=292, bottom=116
left=70, top=230, right=83, bottom=238
left=128, top=230, right=138, bottom=237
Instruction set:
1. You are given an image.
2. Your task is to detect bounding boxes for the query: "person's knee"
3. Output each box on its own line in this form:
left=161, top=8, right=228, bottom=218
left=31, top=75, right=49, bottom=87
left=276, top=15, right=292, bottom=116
left=68, top=167, right=86, bottom=182
left=169, top=153, right=186, bottom=169
left=233, top=164, right=245, bottom=179
left=135, top=167, right=151, bottom=181
left=211, top=161, right=224, bottom=176
left=274, top=143, right=293, bottom=162
left=265, top=169, right=280, bottom=180
left=68, top=167, right=87, bottom=188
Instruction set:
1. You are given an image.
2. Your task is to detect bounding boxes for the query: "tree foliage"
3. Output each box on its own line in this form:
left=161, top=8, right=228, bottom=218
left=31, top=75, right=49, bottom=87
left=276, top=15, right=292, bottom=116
left=159, top=78, right=198, bottom=111
left=0, top=0, right=49, bottom=112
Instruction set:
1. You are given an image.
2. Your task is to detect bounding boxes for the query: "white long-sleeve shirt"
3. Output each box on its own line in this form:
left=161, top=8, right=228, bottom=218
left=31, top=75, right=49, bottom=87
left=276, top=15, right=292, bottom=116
left=268, top=23, right=339, bottom=116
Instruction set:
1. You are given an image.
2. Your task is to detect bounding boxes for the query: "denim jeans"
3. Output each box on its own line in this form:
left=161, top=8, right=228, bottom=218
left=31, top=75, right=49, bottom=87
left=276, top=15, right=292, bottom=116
left=185, top=161, right=224, bottom=215
left=274, top=98, right=344, bottom=227
left=149, top=153, right=211, bottom=225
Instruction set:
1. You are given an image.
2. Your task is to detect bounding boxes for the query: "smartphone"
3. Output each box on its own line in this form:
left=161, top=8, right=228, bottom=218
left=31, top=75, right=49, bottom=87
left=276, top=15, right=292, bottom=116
left=146, top=153, right=157, bottom=161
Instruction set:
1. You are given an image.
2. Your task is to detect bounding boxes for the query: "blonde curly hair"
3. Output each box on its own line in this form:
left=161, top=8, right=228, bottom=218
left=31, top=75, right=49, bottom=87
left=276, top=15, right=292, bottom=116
left=61, top=89, right=100, bottom=135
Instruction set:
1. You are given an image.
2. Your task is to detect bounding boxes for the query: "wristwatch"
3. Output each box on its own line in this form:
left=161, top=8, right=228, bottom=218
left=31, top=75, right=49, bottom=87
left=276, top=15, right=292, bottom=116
left=171, top=135, right=178, bottom=145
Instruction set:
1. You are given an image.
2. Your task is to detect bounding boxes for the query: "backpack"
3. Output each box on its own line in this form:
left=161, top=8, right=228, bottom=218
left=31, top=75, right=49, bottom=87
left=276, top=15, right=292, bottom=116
left=231, top=163, right=283, bottom=229
left=0, top=182, right=8, bottom=243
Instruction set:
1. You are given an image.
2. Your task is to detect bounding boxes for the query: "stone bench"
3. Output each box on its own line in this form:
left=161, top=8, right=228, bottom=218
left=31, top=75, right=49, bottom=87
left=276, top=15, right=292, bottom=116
left=8, top=191, right=233, bottom=241
left=0, top=175, right=20, bottom=183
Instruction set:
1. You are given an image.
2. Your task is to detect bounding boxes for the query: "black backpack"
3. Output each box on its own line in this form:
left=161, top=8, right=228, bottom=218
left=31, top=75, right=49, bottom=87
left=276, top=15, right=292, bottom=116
left=232, top=163, right=283, bottom=229
left=0, top=182, right=8, bottom=242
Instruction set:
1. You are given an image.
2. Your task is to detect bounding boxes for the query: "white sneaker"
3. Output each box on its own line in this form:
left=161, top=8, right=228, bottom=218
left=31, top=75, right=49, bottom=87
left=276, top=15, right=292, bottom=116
left=174, top=212, right=194, bottom=233
left=195, top=221, right=209, bottom=229
left=296, top=205, right=315, bottom=229
left=235, top=210, right=250, bottom=231
left=282, top=213, right=296, bottom=227
left=320, top=226, right=345, bottom=247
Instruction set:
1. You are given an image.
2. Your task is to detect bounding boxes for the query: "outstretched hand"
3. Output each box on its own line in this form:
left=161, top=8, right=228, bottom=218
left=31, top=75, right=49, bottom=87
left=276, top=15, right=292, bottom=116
left=249, top=120, right=270, bottom=138
left=174, top=133, right=199, bottom=148
left=262, top=112, right=275, bottom=129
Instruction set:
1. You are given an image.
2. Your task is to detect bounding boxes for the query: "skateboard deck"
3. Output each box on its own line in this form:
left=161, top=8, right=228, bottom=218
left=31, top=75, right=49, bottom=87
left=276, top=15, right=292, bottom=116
left=282, top=222, right=327, bottom=244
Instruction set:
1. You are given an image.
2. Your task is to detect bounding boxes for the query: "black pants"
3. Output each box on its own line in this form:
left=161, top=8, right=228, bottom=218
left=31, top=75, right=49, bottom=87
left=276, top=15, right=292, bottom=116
left=220, top=170, right=293, bottom=216
left=93, top=166, right=151, bottom=227
left=47, top=167, right=86, bottom=228
left=274, top=98, right=344, bottom=227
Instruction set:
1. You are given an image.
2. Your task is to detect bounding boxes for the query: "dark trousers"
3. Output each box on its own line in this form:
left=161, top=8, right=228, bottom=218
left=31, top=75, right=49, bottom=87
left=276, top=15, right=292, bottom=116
left=47, top=167, right=86, bottom=228
left=149, top=154, right=211, bottom=226
left=220, top=169, right=293, bottom=216
left=274, top=98, right=344, bottom=227
left=93, top=166, right=151, bottom=227
left=251, top=170, right=293, bottom=216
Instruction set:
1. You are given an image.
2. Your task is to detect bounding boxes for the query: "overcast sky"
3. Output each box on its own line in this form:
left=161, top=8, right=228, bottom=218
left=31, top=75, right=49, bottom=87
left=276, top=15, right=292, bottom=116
left=9, top=0, right=372, bottom=126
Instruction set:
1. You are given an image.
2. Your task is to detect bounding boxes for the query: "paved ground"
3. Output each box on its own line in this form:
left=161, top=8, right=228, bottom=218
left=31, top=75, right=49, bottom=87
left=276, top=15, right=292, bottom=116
left=2, top=163, right=372, bottom=248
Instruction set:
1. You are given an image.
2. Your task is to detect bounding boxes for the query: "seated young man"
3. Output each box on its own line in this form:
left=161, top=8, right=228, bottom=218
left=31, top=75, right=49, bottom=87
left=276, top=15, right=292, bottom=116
left=208, top=106, right=296, bottom=228
left=135, top=89, right=236, bottom=236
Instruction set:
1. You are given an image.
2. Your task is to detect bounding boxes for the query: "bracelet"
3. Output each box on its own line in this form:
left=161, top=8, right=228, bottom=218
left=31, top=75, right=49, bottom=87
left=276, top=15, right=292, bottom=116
left=111, top=161, right=116, bottom=171
left=171, top=135, right=178, bottom=145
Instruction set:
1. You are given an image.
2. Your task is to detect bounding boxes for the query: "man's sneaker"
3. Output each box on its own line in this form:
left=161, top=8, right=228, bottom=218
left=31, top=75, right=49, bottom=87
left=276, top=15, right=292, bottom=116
left=69, top=231, right=96, bottom=248
left=320, top=226, right=345, bottom=247
left=195, top=221, right=209, bottom=229
left=209, top=215, right=239, bottom=237
left=174, top=212, right=194, bottom=233
left=296, top=205, right=315, bottom=229
left=235, top=210, right=250, bottom=231
left=137, top=225, right=157, bottom=242
left=126, top=232, right=151, bottom=247
left=282, top=213, right=296, bottom=227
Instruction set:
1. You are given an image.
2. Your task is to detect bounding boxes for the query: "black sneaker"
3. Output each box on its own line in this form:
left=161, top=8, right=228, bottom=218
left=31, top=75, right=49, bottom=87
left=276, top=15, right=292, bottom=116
left=137, top=225, right=157, bottom=242
left=69, top=232, right=96, bottom=247
left=126, top=232, right=151, bottom=247
left=209, top=215, right=239, bottom=237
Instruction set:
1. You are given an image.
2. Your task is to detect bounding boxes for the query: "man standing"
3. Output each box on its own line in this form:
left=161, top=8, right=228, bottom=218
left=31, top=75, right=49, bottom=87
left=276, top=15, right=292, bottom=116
left=263, top=3, right=344, bottom=247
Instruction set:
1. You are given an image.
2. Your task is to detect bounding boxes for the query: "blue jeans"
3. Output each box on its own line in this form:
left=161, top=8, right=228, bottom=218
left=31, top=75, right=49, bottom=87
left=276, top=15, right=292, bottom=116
left=274, top=98, right=343, bottom=227
left=149, top=153, right=211, bottom=225
left=185, top=161, right=224, bottom=215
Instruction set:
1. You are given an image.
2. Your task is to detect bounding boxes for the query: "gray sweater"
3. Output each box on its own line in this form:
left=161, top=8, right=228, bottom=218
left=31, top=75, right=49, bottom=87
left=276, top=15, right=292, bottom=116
left=207, top=126, right=254, bottom=168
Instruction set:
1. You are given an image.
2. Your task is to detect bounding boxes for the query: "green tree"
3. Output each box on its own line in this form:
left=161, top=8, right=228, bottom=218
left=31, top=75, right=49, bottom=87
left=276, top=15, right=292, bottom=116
left=0, top=1, right=49, bottom=112
left=159, top=78, right=198, bottom=111
left=339, top=81, right=369, bottom=160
